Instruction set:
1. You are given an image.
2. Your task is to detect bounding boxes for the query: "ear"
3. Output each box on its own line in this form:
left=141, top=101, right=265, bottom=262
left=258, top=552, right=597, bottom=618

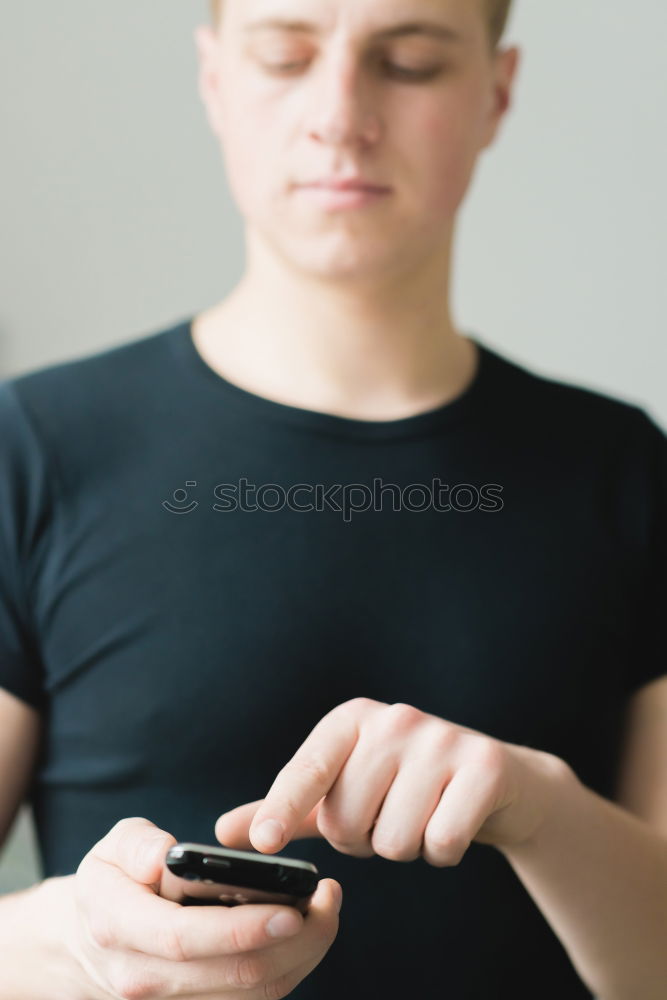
left=194, top=24, right=226, bottom=140
left=479, top=45, right=521, bottom=151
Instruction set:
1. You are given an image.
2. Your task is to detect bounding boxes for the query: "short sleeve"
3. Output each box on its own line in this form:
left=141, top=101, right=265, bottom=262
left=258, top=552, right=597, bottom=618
left=0, top=380, right=51, bottom=709
left=624, top=408, right=667, bottom=696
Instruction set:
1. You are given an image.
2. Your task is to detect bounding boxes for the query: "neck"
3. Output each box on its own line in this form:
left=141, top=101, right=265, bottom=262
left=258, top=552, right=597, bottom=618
left=193, top=231, right=478, bottom=422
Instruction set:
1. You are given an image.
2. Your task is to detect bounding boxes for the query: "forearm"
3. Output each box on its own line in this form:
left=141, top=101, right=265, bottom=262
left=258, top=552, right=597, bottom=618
left=499, top=758, right=667, bottom=1000
left=0, top=875, right=89, bottom=1000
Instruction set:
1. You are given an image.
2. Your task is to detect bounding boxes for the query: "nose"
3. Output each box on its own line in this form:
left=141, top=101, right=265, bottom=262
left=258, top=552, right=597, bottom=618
left=306, top=55, right=382, bottom=149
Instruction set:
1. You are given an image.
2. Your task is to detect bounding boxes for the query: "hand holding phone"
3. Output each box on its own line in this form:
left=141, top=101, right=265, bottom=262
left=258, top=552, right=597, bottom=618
left=67, top=817, right=342, bottom=999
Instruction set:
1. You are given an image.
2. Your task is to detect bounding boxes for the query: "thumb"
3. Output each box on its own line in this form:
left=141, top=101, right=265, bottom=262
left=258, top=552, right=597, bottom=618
left=138, top=830, right=178, bottom=886
left=93, top=817, right=178, bottom=887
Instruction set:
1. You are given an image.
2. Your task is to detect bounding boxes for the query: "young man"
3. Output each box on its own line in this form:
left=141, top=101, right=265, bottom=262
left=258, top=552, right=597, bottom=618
left=0, top=0, right=666, bottom=997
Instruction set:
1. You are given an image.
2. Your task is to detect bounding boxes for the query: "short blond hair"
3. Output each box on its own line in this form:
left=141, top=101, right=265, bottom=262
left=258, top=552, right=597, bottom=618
left=209, top=0, right=513, bottom=50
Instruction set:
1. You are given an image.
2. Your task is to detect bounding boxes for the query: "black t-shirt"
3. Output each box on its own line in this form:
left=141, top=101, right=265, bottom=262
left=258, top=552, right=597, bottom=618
left=1, top=317, right=666, bottom=998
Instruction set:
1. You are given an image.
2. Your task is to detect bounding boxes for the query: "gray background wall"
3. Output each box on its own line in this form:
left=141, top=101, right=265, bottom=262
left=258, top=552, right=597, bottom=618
left=1, top=1, right=665, bottom=893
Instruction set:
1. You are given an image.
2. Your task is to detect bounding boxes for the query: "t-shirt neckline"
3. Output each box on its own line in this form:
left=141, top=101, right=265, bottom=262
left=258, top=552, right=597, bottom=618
left=169, top=315, right=493, bottom=441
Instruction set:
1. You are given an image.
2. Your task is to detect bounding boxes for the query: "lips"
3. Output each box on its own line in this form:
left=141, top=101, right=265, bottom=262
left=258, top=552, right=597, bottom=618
left=301, top=178, right=391, bottom=193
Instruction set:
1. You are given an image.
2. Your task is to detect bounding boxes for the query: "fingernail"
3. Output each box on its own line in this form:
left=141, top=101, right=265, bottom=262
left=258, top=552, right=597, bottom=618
left=253, top=819, right=284, bottom=849
left=332, top=883, right=343, bottom=913
left=266, top=911, right=301, bottom=938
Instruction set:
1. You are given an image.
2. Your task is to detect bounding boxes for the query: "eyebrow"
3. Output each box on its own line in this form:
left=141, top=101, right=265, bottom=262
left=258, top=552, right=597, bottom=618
left=242, top=18, right=465, bottom=44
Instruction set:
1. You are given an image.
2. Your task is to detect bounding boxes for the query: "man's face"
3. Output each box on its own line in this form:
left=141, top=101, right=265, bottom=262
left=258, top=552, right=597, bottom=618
left=197, top=0, right=518, bottom=280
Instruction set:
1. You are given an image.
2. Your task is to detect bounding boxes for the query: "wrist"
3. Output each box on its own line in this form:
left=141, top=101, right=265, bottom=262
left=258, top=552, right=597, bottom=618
left=25, top=875, right=97, bottom=1000
left=498, top=748, right=578, bottom=854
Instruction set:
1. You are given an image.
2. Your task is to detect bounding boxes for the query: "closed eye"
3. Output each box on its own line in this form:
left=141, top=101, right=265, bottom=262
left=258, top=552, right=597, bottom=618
left=382, top=61, right=444, bottom=81
left=260, top=60, right=444, bottom=82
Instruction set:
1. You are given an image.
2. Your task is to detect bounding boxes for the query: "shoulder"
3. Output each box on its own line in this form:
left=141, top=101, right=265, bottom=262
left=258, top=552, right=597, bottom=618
left=7, top=318, right=186, bottom=419
left=478, top=339, right=666, bottom=454
left=2, top=317, right=190, bottom=458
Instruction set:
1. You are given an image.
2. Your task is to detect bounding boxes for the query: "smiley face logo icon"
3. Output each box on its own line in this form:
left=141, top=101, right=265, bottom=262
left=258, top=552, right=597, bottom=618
left=162, top=481, right=199, bottom=514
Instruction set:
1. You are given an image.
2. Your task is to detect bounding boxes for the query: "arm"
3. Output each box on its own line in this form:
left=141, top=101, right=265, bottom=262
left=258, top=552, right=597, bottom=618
left=499, top=687, right=667, bottom=1000
left=0, top=689, right=90, bottom=998
left=212, top=694, right=667, bottom=998
left=0, top=875, right=90, bottom=1000
left=0, top=688, right=41, bottom=845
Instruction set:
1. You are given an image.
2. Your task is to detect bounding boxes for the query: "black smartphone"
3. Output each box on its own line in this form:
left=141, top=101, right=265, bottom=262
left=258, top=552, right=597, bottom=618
left=159, top=842, right=320, bottom=915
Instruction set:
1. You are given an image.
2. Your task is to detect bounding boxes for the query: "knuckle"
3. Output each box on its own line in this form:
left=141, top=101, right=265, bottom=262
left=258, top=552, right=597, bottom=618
left=263, top=972, right=296, bottom=1000
left=113, top=817, right=149, bottom=847
left=291, top=750, right=329, bottom=785
left=87, top=910, right=115, bottom=951
left=475, top=736, right=505, bottom=771
left=316, top=809, right=354, bottom=846
left=158, top=912, right=189, bottom=962
left=543, top=750, right=572, bottom=782
left=228, top=911, right=256, bottom=953
left=343, top=696, right=375, bottom=713
left=231, top=952, right=267, bottom=989
left=114, top=816, right=145, bottom=831
left=323, top=827, right=356, bottom=849
left=110, top=969, right=162, bottom=1000
left=227, top=906, right=249, bottom=954
left=430, top=831, right=461, bottom=852
left=430, top=724, right=459, bottom=754
left=450, top=845, right=468, bottom=866
left=384, top=702, right=421, bottom=733
left=317, top=819, right=366, bottom=855
left=428, top=833, right=468, bottom=865
left=371, top=833, right=413, bottom=861
left=116, top=824, right=146, bottom=864
left=372, top=842, right=403, bottom=861
left=325, top=837, right=363, bottom=857
left=324, top=834, right=360, bottom=854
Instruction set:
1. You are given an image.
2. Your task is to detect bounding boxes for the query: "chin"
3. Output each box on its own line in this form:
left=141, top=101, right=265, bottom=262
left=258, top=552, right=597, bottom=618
left=283, top=235, right=403, bottom=279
